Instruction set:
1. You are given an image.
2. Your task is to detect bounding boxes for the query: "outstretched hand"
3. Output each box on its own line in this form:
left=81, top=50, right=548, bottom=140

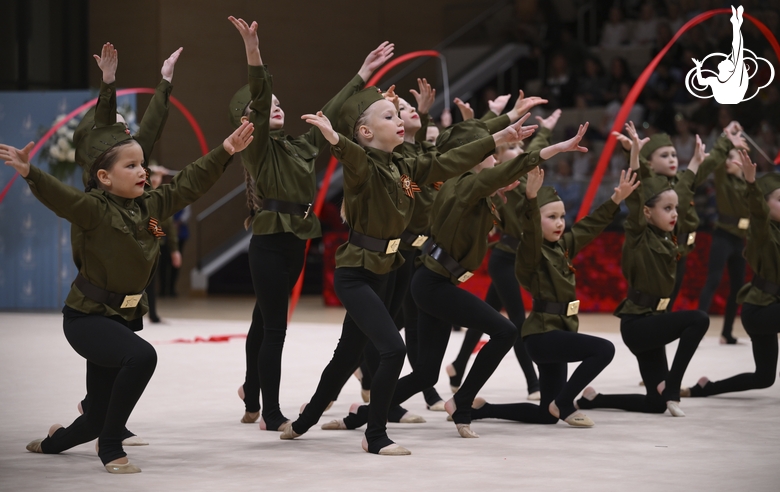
left=453, top=98, right=474, bottom=121
left=735, top=149, right=757, bottom=183
left=557, top=122, right=589, bottom=153
left=508, top=90, right=548, bottom=122
left=0, top=142, right=34, bottom=178
left=626, top=121, right=642, bottom=171
left=525, top=167, right=544, bottom=199
left=535, top=109, right=562, bottom=130
left=302, top=111, right=339, bottom=145
left=409, top=78, right=435, bottom=115
left=687, top=134, right=709, bottom=174
left=358, top=41, right=394, bottom=82
left=223, top=121, right=255, bottom=155
left=724, top=120, right=747, bottom=149
left=488, top=94, right=511, bottom=115
left=493, top=179, right=522, bottom=204
left=93, top=43, right=118, bottom=84
left=493, top=113, right=537, bottom=146
left=383, top=85, right=399, bottom=111
left=611, top=168, right=640, bottom=204
left=228, top=16, right=262, bottom=65
left=614, top=120, right=649, bottom=152
left=161, top=47, right=183, bottom=83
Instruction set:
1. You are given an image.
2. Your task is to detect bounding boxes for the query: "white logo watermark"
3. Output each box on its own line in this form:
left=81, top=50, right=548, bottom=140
left=685, top=6, right=775, bottom=104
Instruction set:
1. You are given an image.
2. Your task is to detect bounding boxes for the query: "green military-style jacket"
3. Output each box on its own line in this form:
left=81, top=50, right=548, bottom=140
left=243, top=65, right=364, bottom=240
left=516, top=196, right=620, bottom=337
left=637, top=136, right=734, bottom=256
left=24, top=145, right=234, bottom=322
left=160, top=216, right=179, bottom=252
left=399, top=139, right=438, bottom=239
left=713, top=163, right=749, bottom=238
left=493, top=127, right=553, bottom=254
left=421, top=150, right=544, bottom=283
left=737, top=181, right=780, bottom=306
left=333, top=132, right=498, bottom=275
left=614, top=170, right=696, bottom=317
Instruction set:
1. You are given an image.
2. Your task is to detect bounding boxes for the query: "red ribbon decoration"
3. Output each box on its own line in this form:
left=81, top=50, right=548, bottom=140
left=287, top=51, right=444, bottom=321
left=0, top=88, right=208, bottom=205
left=576, top=8, right=780, bottom=221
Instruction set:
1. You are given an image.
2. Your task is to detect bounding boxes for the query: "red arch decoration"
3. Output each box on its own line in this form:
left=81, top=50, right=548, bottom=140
left=287, top=51, right=443, bottom=321
left=576, top=8, right=780, bottom=221
left=0, top=89, right=208, bottom=204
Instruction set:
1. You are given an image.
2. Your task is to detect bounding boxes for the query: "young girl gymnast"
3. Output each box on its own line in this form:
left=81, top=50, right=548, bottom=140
left=577, top=122, right=711, bottom=417
left=279, top=86, right=534, bottom=455
left=6, top=43, right=254, bottom=473
left=227, top=16, right=393, bottom=430
left=697, top=147, right=751, bottom=344
left=682, top=152, right=780, bottom=397
left=468, top=164, right=638, bottom=427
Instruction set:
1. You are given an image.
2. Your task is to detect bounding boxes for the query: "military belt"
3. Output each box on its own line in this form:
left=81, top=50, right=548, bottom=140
left=262, top=198, right=312, bottom=218
left=498, top=233, right=520, bottom=250
left=532, top=299, right=580, bottom=316
left=718, top=213, right=749, bottom=230
left=752, top=275, right=780, bottom=297
left=400, top=230, right=429, bottom=249
left=348, top=229, right=401, bottom=255
left=427, top=242, right=473, bottom=283
left=74, top=273, right=144, bottom=310
left=627, top=287, right=670, bottom=311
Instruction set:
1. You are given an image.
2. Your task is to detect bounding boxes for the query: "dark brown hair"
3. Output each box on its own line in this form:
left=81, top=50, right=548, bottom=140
left=85, top=139, right=138, bottom=192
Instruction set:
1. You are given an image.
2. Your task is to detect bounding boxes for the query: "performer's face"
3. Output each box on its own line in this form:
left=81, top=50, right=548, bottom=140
left=767, top=189, right=780, bottom=222
left=725, top=149, right=744, bottom=177
left=397, top=98, right=421, bottom=135
left=540, top=201, right=566, bottom=242
left=269, top=95, right=285, bottom=130
left=495, top=142, right=523, bottom=164
left=643, top=190, right=679, bottom=232
left=648, top=146, right=678, bottom=177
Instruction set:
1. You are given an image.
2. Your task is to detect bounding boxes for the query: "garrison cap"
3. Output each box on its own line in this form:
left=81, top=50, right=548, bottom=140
left=537, top=186, right=562, bottom=208
left=640, top=133, right=674, bottom=161
left=338, top=86, right=385, bottom=139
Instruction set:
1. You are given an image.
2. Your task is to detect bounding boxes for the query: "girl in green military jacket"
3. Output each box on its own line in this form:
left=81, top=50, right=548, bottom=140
left=697, top=147, right=751, bottom=344
left=683, top=152, right=780, bottom=397
left=577, top=122, right=710, bottom=418
left=227, top=17, right=393, bottom=431
left=4, top=41, right=255, bottom=473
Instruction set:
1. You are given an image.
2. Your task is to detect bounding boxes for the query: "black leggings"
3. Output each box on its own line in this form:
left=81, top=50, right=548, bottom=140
left=697, top=228, right=746, bottom=338
left=472, top=330, right=614, bottom=423
left=40, top=307, right=157, bottom=465
left=292, top=267, right=406, bottom=453
left=578, top=310, right=708, bottom=413
left=243, top=233, right=306, bottom=428
left=449, top=250, right=539, bottom=394
left=397, top=265, right=517, bottom=424
left=690, top=302, right=779, bottom=396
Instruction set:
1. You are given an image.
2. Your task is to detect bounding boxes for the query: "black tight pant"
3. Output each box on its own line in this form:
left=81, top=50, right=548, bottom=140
left=449, top=250, right=539, bottom=394
left=691, top=302, right=779, bottom=396
left=471, top=330, right=614, bottom=423
left=398, top=265, right=517, bottom=424
left=697, top=229, right=746, bottom=338
left=292, top=267, right=406, bottom=453
left=578, top=310, right=709, bottom=413
left=41, top=307, right=157, bottom=465
left=244, top=233, right=306, bottom=428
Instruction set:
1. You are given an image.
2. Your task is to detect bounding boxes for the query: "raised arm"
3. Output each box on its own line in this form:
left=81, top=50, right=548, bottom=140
left=302, top=112, right=371, bottom=188
left=515, top=167, right=545, bottom=287
left=736, top=149, right=770, bottom=239
left=624, top=130, right=647, bottom=234
left=2, top=142, right=103, bottom=230
left=135, top=47, right=181, bottom=164
left=92, top=43, right=119, bottom=127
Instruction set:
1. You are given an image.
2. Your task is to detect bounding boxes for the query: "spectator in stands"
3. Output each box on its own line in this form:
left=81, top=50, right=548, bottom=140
left=600, top=6, right=631, bottom=48
left=604, top=57, right=634, bottom=104
left=665, top=0, right=686, bottom=33
left=575, top=56, right=607, bottom=108
left=672, top=113, right=696, bottom=169
left=542, top=53, right=577, bottom=108
left=751, top=120, right=779, bottom=172
left=632, top=2, right=661, bottom=46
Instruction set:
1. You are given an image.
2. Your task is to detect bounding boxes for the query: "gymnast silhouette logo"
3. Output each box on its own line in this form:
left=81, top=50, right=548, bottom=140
left=685, top=6, right=774, bottom=104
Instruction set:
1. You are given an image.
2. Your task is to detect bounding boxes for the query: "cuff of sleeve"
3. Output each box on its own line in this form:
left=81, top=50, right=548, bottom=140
left=248, top=64, right=268, bottom=78
left=100, top=81, right=116, bottom=94
left=156, top=78, right=173, bottom=95
left=212, top=144, right=234, bottom=167
left=527, top=149, right=544, bottom=166
left=332, top=134, right=349, bottom=154
left=24, top=165, right=42, bottom=184
left=537, top=127, right=552, bottom=140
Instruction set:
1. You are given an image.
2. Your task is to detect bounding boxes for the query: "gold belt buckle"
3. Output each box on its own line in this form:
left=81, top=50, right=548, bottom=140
left=738, top=218, right=749, bottom=230
left=566, top=300, right=580, bottom=316
left=656, top=298, right=670, bottom=311
left=385, top=239, right=401, bottom=254
left=303, top=203, right=312, bottom=219
left=120, top=294, right=143, bottom=309
left=457, top=271, right=474, bottom=283
left=411, top=235, right=428, bottom=248
left=687, top=232, right=696, bottom=246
